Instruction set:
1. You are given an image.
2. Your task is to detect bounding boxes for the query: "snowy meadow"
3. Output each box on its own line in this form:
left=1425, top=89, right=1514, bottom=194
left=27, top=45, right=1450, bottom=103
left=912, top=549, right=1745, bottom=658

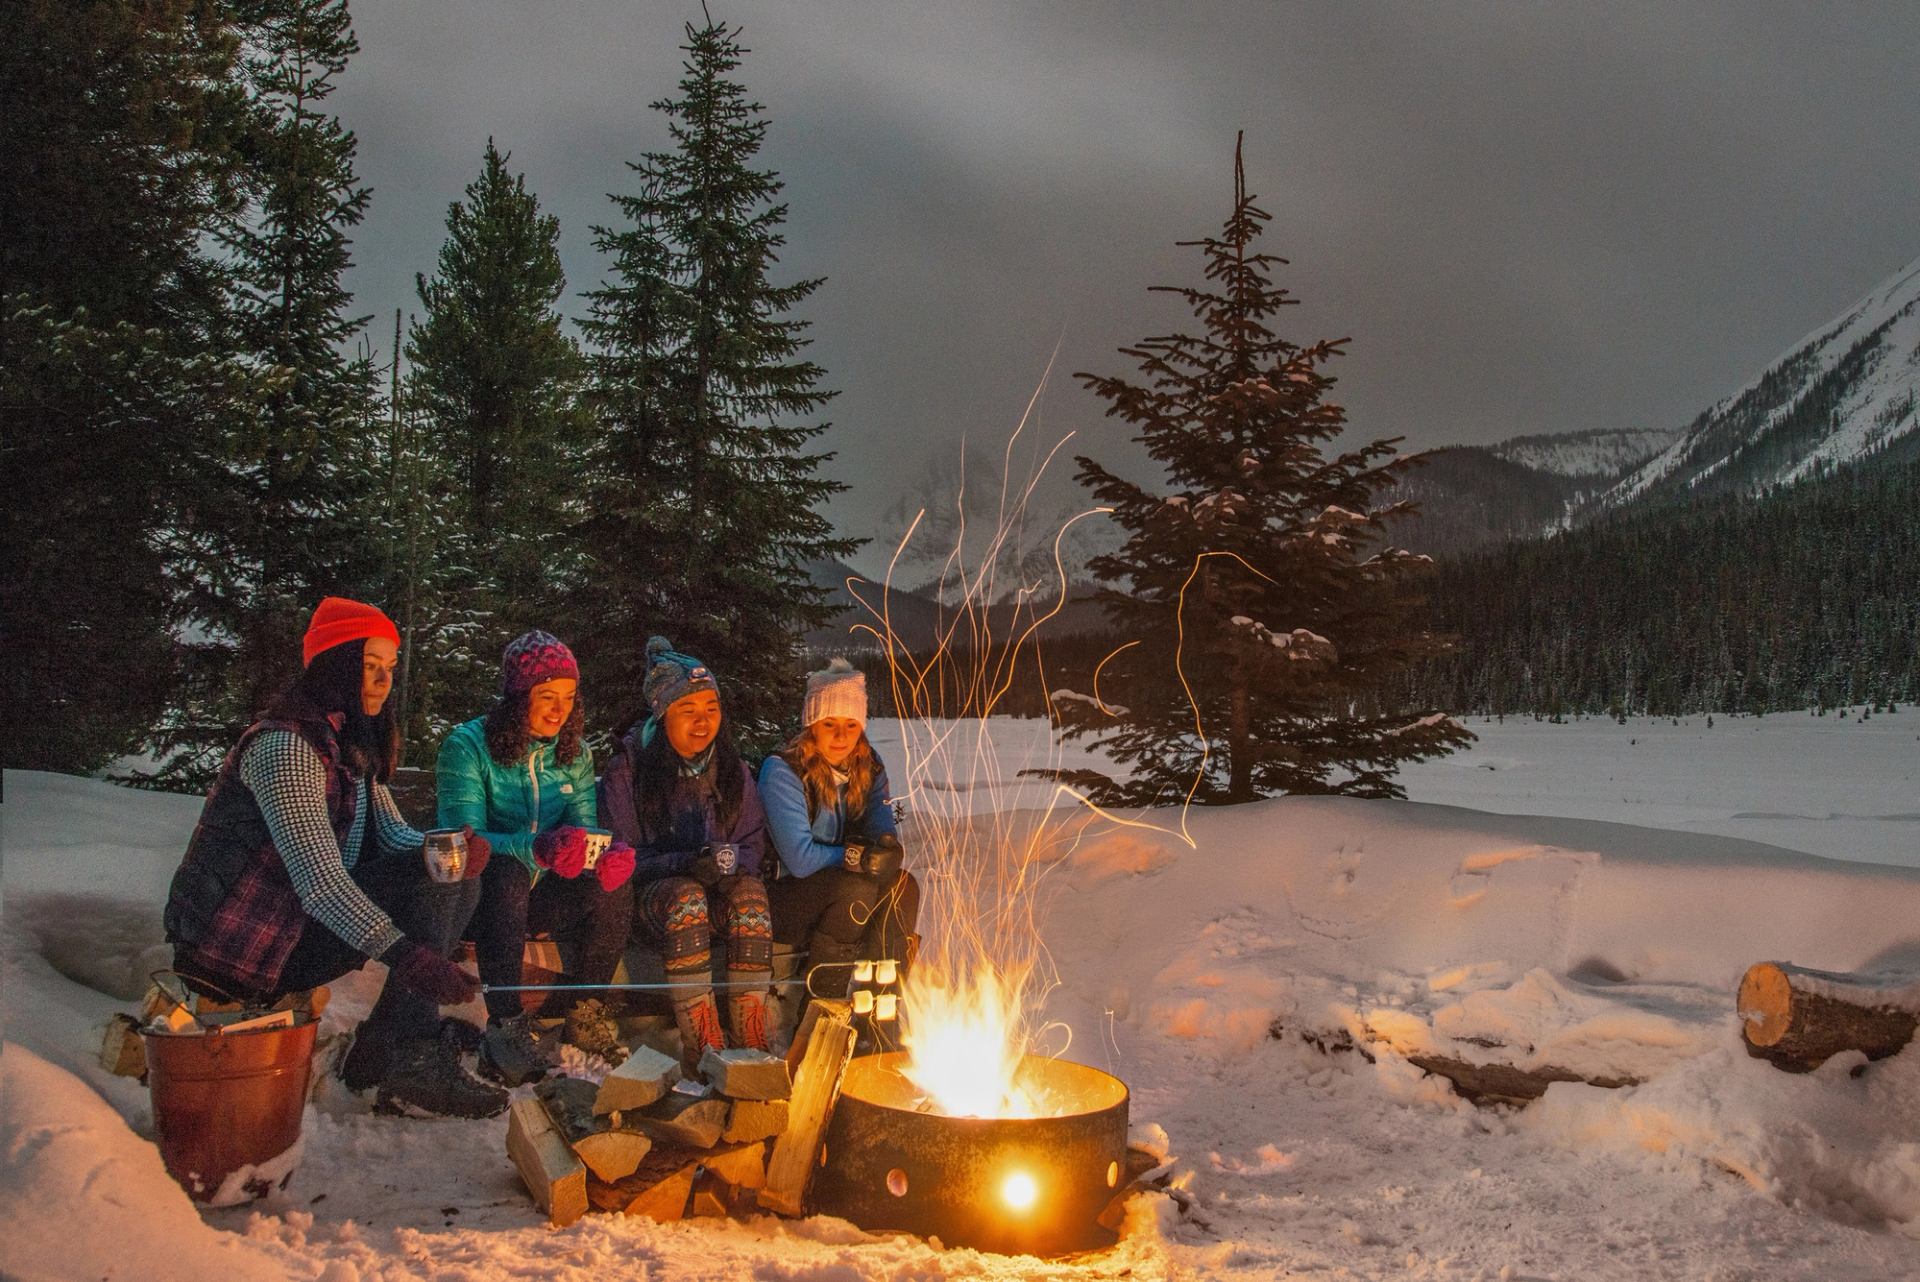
left=5, top=711, right=1920, bottom=1280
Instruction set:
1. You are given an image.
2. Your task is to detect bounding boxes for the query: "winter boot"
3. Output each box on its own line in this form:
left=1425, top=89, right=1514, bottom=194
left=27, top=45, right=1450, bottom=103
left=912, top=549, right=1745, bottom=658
left=479, top=1012, right=550, bottom=1087
left=336, top=1023, right=391, bottom=1093
left=727, top=988, right=773, bottom=1053
left=439, top=1015, right=486, bottom=1055
left=562, top=999, right=623, bottom=1059
left=376, top=1036, right=509, bottom=1119
left=672, top=991, right=726, bottom=1076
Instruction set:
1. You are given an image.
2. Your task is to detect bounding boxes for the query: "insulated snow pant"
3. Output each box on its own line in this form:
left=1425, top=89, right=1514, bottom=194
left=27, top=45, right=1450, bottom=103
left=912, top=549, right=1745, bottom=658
left=769, top=866, right=920, bottom=979
left=467, top=856, right=636, bottom=1023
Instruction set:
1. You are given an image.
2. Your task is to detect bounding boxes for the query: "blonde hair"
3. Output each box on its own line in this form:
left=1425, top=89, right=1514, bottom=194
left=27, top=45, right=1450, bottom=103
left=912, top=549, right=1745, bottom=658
left=778, top=726, right=877, bottom=825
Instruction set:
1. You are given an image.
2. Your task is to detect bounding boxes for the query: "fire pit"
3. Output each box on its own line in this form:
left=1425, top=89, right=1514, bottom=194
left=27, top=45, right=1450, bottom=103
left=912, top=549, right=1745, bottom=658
left=813, top=1051, right=1129, bottom=1256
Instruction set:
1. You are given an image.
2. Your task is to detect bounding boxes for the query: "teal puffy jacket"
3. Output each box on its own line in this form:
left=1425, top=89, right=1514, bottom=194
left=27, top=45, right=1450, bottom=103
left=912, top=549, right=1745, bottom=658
left=435, top=716, right=597, bottom=876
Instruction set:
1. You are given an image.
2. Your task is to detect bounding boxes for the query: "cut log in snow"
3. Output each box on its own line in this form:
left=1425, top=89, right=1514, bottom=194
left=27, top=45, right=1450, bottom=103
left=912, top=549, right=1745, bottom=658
left=1270, top=1019, right=1640, bottom=1106
left=535, top=1078, right=653, bottom=1182
left=1738, top=961, right=1920, bottom=1072
left=759, top=999, right=855, bottom=1217
left=507, top=1096, right=587, bottom=1227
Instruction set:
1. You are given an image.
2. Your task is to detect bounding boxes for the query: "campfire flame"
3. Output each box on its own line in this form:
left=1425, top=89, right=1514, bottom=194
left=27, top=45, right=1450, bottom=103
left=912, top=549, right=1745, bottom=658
left=898, top=963, right=1048, bottom=1118
left=850, top=366, right=1201, bottom=1123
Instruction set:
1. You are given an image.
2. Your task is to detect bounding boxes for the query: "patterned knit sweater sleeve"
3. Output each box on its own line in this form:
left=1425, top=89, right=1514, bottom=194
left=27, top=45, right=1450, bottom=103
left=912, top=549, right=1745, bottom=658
left=369, top=779, right=425, bottom=856
left=239, top=730, right=406, bottom=958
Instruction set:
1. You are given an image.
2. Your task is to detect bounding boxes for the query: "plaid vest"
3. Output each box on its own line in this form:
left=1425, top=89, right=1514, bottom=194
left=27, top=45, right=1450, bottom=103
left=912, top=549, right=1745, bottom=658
left=163, top=714, right=360, bottom=995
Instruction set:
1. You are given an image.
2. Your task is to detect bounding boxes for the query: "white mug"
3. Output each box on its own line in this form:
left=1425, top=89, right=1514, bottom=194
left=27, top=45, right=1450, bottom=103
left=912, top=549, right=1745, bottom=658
left=422, top=828, right=467, bottom=884
left=581, top=828, right=613, bottom=872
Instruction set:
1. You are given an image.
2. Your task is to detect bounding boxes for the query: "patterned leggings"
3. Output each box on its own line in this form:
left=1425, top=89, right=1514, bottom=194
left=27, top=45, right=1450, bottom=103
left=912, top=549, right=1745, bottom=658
left=636, top=874, right=773, bottom=979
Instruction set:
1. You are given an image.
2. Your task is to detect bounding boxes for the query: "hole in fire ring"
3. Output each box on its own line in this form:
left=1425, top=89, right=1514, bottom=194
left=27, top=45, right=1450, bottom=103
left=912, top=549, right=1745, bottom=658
left=886, top=1168, right=908, bottom=1197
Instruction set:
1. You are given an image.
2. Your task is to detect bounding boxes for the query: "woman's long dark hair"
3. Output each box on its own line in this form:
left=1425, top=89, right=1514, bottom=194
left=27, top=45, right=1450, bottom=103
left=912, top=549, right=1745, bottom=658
left=484, top=689, right=586, bottom=766
left=631, top=715, right=746, bottom=838
left=266, top=638, right=401, bottom=781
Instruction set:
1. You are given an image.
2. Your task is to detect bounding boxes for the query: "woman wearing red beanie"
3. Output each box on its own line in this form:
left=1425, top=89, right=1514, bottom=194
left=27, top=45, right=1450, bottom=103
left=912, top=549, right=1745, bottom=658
left=163, top=597, right=508, bottom=1119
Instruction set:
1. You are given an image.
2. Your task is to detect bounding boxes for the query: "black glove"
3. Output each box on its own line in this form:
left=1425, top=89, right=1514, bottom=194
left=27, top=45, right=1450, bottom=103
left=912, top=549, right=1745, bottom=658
left=379, top=940, right=481, bottom=1007
left=688, top=843, right=738, bottom=888
left=860, top=834, right=905, bottom=880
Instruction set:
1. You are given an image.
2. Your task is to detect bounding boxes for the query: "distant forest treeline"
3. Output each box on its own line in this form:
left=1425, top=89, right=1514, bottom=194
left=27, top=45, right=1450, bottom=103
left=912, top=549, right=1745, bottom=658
left=1401, top=451, right=1920, bottom=717
left=831, top=449, right=1920, bottom=724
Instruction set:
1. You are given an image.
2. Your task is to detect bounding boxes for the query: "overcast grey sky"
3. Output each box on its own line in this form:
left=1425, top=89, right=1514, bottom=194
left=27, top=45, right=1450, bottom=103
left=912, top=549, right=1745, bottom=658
left=336, top=2, right=1919, bottom=562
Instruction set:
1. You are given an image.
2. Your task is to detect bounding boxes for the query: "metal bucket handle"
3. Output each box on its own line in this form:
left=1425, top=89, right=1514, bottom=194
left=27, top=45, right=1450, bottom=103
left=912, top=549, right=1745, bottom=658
left=148, top=968, right=246, bottom=1039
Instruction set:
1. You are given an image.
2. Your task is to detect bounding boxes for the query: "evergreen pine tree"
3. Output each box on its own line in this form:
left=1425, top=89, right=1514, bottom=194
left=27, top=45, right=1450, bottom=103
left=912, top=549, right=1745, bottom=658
left=579, top=17, right=858, bottom=738
left=1047, top=139, right=1470, bottom=804
left=406, top=140, right=589, bottom=723
left=1, top=0, right=260, bottom=772
left=153, top=0, right=383, bottom=781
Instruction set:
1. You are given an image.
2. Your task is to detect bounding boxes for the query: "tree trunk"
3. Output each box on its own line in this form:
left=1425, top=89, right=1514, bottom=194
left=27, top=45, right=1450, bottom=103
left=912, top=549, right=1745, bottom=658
left=1737, top=961, right=1920, bottom=1073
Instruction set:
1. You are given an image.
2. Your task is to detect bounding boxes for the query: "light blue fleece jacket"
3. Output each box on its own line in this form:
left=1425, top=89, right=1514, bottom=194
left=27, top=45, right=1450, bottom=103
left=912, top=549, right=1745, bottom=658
left=757, top=752, right=900, bottom=878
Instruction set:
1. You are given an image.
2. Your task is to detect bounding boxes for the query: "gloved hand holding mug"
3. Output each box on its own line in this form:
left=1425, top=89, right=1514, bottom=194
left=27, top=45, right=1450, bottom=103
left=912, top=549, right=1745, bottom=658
left=689, top=843, right=738, bottom=887
left=457, top=825, right=491, bottom=880
left=533, top=826, right=590, bottom=878
left=597, top=842, right=636, bottom=893
left=859, top=834, right=905, bottom=880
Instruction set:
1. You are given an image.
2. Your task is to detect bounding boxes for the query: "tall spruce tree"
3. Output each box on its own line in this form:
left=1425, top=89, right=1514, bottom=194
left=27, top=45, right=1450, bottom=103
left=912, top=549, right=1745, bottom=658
left=152, top=0, right=382, bottom=781
left=1, top=0, right=260, bottom=772
left=404, top=140, right=588, bottom=725
left=1047, top=140, right=1470, bottom=804
left=579, top=17, right=858, bottom=738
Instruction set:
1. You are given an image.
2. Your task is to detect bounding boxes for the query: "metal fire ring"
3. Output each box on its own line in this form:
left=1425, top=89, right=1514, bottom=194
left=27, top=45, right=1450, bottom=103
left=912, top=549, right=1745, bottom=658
left=813, top=1051, right=1130, bottom=1256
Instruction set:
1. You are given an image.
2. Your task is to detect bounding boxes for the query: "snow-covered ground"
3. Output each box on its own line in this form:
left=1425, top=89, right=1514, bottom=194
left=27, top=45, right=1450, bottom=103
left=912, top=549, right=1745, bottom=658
left=1396, top=710, right=1920, bottom=870
left=6, top=712, right=1920, bottom=1281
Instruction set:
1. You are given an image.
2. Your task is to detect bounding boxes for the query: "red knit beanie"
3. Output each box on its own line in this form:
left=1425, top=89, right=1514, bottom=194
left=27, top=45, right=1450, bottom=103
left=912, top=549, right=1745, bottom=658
left=302, top=597, right=401, bottom=668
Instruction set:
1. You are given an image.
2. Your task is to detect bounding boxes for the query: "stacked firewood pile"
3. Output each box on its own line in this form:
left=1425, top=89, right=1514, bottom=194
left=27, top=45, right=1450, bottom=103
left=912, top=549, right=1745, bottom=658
left=508, top=998, right=857, bottom=1226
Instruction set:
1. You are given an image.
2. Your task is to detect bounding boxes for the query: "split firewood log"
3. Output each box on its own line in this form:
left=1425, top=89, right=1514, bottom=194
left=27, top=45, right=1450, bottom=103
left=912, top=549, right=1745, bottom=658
left=697, top=1140, right=768, bottom=1191
left=507, top=1096, right=587, bottom=1227
left=100, top=1014, right=146, bottom=1078
left=759, top=999, right=855, bottom=1217
left=595, top=1043, right=681, bottom=1115
left=699, top=1046, right=792, bottom=1100
left=633, top=1088, right=730, bottom=1149
left=722, top=1097, right=788, bottom=1144
left=587, top=1146, right=699, bottom=1221
left=1737, top=961, right=1920, bottom=1072
left=535, top=1077, right=654, bottom=1182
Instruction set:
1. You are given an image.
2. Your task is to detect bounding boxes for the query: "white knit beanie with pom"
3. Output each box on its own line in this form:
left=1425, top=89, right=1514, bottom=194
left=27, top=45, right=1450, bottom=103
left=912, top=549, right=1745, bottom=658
left=802, top=656, right=867, bottom=727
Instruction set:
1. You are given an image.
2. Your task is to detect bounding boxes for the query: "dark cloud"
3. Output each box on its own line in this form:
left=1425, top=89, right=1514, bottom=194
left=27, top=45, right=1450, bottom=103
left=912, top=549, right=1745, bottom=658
left=335, top=2, right=1920, bottom=562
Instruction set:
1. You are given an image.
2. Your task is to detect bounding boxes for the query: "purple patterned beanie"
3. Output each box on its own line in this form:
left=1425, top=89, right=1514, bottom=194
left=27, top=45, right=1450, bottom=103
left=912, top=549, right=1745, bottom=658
left=501, top=630, right=580, bottom=695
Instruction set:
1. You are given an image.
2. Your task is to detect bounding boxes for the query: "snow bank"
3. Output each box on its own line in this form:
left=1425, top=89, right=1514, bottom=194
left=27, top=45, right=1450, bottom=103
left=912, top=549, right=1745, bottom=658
left=1527, top=1046, right=1920, bottom=1234
left=0, top=1043, right=302, bottom=1281
left=9, top=750, right=1920, bottom=1279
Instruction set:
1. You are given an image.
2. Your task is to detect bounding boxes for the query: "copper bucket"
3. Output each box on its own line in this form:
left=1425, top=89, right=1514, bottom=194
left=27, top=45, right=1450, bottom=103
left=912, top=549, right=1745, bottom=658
left=143, top=1015, right=317, bottom=1205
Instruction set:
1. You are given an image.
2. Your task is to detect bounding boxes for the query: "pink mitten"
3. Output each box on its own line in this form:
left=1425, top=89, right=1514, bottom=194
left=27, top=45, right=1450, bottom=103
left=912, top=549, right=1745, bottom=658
left=533, top=826, right=589, bottom=878
left=597, top=842, right=636, bottom=893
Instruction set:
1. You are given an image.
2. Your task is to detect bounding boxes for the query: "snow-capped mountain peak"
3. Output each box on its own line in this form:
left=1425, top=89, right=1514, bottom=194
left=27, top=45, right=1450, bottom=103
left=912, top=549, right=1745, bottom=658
left=1602, top=255, right=1920, bottom=508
